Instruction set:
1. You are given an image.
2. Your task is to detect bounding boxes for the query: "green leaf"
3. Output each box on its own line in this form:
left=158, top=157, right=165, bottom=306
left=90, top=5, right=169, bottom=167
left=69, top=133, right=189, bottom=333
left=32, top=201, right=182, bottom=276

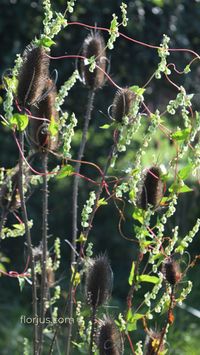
left=0, top=263, right=6, bottom=274
left=184, top=65, right=191, bottom=74
left=128, top=261, right=135, bottom=286
left=127, top=310, right=143, bottom=331
left=57, top=165, right=74, bottom=179
left=178, top=184, right=193, bottom=193
left=129, top=85, right=145, bottom=96
left=178, top=164, right=192, bottom=180
left=38, top=37, right=56, bottom=48
left=137, top=274, right=159, bottom=284
left=169, top=182, right=192, bottom=194
left=48, top=116, right=58, bottom=136
left=18, top=277, right=25, bottom=292
left=132, top=207, right=144, bottom=224
left=97, top=198, right=108, bottom=207
left=10, top=114, right=29, bottom=131
left=99, top=124, right=110, bottom=130
left=171, top=128, right=191, bottom=141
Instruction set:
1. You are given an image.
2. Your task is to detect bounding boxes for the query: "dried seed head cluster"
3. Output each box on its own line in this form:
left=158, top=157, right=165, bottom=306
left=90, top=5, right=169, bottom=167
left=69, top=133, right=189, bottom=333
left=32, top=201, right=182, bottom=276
left=81, top=32, right=106, bottom=90
left=138, top=166, right=164, bottom=210
left=98, top=317, right=124, bottom=355
left=112, top=88, right=135, bottom=123
left=17, top=45, right=50, bottom=107
left=144, top=330, right=165, bottom=355
left=30, top=79, right=58, bottom=152
left=162, top=257, right=181, bottom=285
left=86, top=255, right=113, bottom=308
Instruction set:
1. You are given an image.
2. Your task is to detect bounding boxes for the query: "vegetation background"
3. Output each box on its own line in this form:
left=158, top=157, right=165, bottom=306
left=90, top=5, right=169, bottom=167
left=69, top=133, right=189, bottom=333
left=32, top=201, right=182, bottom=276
left=0, top=0, right=200, bottom=354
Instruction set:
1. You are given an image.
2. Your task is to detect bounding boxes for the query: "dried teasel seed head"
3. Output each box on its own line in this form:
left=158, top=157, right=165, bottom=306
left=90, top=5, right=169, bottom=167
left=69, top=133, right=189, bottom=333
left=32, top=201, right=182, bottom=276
left=30, top=78, right=58, bottom=152
left=98, top=317, right=124, bottom=355
left=81, top=32, right=106, bottom=90
left=86, top=255, right=113, bottom=308
left=111, top=88, right=135, bottom=123
left=138, top=166, right=164, bottom=210
left=162, top=257, right=181, bottom=286
left=17, top=45, right=50, bottom=107
left=144, top=330, right=165, bottom=355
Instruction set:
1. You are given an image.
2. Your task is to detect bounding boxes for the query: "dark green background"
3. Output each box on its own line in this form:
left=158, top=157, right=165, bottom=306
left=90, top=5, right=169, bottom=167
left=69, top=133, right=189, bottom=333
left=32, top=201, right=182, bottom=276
left=0, top=0, right=200, bottom=354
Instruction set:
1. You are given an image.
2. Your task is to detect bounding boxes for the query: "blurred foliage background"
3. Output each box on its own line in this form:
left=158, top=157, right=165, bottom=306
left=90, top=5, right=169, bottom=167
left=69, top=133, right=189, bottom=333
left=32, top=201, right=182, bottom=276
left=0, top=0, right=200, bottom=354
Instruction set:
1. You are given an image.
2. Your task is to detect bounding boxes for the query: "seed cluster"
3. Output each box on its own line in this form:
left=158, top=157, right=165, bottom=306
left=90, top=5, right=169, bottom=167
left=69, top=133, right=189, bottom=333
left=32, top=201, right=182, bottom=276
left=81, top=32, right=106, bottom=90
left=138, top=166, right=163, bottom=210
left=112, top=88, right=135, bottom=123
left=86, top=255, right=113, bottom=308
left=98, top=317, right=124, bottom=355
left=162, top=258, right=181, bottom=285
left=17, top=45, right=50, bottom=107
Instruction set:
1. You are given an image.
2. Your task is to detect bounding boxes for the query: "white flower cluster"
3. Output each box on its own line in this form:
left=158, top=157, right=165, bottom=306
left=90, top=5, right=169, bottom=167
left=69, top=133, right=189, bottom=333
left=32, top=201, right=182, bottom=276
left=144, top=272, right=163, bottom=308
left=120, top=2, right=128, bottom=27
left=107, top=14, right=119, bottom=50
left=177, top=281, right=193, bottom=305
left=3, top=54, right=23, bottom=120
left=55, top=70, right=79, bottom=111
left=66, top=0, right=77, bottom=14
left=175, top=218, right=200, bottom=254
left=81, top=191, right=96, bottom=228
left=53, top=237, right=61, bottom=270
left=155, top=34, right=170, bottom=79
left=167, top=86, right=193, bottom=127
left=76, top=301, right=86, bottom=340
left=61, top=113, right=78, bottom=158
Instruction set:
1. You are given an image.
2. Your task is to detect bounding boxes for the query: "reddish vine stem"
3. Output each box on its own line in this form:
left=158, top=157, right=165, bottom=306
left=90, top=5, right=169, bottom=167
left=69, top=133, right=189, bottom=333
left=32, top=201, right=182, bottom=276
left=67, top=21, right=200, bottom=59
left=18, top=132, right=38, bottom=355
left=66, top=89, right=95, bottom=355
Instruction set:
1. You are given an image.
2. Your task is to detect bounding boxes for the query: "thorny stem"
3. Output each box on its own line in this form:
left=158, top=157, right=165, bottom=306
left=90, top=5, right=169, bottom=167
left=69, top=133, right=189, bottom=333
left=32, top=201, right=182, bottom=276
left=18, top=132, right=38, bottom=354
left=66, top=89, right=95, bottom=355
left=89, top=306, right=97, bottom=355
left=38, top=152, right=49, bottom=355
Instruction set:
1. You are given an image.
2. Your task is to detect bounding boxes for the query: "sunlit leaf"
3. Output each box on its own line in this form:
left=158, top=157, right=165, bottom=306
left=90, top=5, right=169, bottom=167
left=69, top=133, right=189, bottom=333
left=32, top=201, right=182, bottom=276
left=57, top=165, right=74, bottom=179
left=128, top=261, right=135, bottom=286
left=137, top=274, right=159, bottom=284
left=10, top=113, right=29, bottom=131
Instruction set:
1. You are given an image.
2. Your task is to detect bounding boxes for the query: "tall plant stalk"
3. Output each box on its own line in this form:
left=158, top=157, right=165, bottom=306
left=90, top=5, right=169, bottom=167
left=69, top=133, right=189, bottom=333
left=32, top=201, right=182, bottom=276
left=66, top=89, right=95, bottom=355
left=18, top=132, right=38, bottom=355
left=38, top=152, right=49, bottom=355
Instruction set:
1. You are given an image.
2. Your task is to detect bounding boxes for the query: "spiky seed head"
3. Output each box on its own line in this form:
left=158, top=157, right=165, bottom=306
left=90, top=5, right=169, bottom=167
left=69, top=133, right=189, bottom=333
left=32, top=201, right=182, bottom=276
left=162, top=258, right=181, bottom=285
left=30, top=78, right=58, bottom=152
left=17, top=45, right=50, bottom=107
left=86, top=255, right=113, bottom=308
left=144, top=330, right=165, bottom=355
left=98, top=317, right=124, bottom=355
left=111, top=88, right=135, bottom=123
left=81, top=32, right=106, bottom=90
left=138, top=166, right=163, bottom=210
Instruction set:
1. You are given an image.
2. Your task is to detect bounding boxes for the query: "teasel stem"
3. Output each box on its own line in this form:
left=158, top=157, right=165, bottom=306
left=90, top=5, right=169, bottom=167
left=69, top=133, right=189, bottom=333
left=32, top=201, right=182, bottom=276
left=38, top=152, right=49, bottom=355
left=61, top=133, right=118, bottom=355
left=155, top=285, right=174, bottom=355
left=72, top=89, right=95, bottom=261
left=89, top=306, right=97, bottom=355
left=66, top=89, right=95, bottom=355
left=18, top=132, right=38, bottom=354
